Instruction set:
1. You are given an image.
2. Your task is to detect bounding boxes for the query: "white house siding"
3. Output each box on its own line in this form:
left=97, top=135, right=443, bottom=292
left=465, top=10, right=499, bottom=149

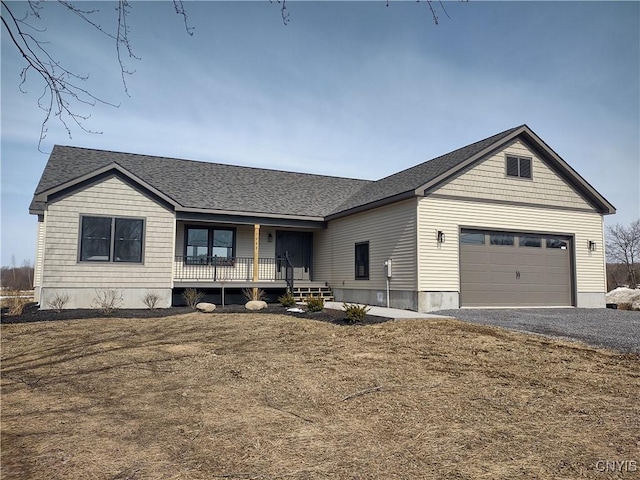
left=417, top=196, right=606, bottom=310
left=435, top=140, right=593, bottom=211
left=33, top=215, right=46, bottom=303
left=39, top=176, right=175, bottom=309
left=315, top=199, right=418, bottom=309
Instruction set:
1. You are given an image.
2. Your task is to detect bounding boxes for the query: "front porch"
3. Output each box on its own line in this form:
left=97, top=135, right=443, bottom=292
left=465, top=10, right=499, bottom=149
left=173, top=220, right=317, bottom=290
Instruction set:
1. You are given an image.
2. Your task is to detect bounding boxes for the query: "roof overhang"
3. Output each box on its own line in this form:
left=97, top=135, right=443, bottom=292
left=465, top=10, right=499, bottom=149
left=176, top=208, right=326, bottom=229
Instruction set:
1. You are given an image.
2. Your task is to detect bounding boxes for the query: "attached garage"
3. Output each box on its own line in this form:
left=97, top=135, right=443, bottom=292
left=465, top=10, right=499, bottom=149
left=460, top=229, right=573, bottom=307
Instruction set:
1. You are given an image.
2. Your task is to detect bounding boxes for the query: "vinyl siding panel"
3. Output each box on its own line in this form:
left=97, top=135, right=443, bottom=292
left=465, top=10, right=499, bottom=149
left=435, top=140, right=594, bottom=211
left=417, top=196, right=606, bottom=294
left=314, top=199, right=417, bottom=290
left=42, top=176, right=174, bottom=289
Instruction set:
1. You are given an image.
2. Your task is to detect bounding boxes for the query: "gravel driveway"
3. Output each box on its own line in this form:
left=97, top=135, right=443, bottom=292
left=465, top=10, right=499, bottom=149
left=433, top=308, right=640, bottom=353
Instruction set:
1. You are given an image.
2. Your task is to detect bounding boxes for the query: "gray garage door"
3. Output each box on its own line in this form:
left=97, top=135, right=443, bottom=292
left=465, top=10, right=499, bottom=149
left=460, top=229, right=573, bottom=307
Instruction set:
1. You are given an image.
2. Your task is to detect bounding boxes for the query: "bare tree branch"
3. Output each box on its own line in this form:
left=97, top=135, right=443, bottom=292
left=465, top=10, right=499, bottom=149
left=1, top=0, right=193, bottom=152
left=3, top=0, right=451, bottom=153
left=173, top=0, right=194, bottom=35
left=269, top=0, right=289, bottom=26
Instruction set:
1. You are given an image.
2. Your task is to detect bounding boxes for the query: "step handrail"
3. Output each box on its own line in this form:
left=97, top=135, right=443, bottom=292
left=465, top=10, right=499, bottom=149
left=284, top=251, right=294, bottom=294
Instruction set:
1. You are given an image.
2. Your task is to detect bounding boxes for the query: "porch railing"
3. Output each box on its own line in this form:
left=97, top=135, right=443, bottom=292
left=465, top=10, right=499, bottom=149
left=173, top=256, right=297, bottom=282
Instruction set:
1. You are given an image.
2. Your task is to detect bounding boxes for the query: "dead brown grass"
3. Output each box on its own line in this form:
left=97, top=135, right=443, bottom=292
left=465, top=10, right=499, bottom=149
left=0, top=290, right=33, bottom=316
left=1, top=313, right=638, bottom=479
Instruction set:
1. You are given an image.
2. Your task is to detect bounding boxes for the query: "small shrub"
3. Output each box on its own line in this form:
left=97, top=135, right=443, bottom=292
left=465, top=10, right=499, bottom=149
left=242, top=288, right=266, bottom=302
left=47, top=293, right=70, bottom=313
left=5, top=290, right=30, bottom=316
left=91, top=288, right=123, bottom=314
left=343, top=303, right=370, bottom=323
left=182, top=288, right=204, bottom=309
left=142, top=291, right=162, bottom=310
left=278, top=291, right=296, bottom=307
left=305, top=296, right=324, bottom=313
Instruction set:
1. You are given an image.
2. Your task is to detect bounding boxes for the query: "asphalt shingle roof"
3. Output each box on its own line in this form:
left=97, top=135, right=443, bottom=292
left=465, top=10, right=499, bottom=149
left=31, top=148, right=372, bottom=218
left=31, top=125, right=525, bottom=218
left=330, top=125, right=523, bottom=215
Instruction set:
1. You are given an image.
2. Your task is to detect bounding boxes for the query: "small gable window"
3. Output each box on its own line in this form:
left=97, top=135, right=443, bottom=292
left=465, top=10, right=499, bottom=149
left=506, top=156, right=532, bottom=179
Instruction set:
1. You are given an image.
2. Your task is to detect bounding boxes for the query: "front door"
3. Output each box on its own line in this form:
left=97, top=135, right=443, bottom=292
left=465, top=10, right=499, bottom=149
left=276, top=231, right=313, bottom=281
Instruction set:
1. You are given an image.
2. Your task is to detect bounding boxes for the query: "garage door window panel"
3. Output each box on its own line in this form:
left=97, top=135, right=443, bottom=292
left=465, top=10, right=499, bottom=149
left=490, top=234, right=514, bottom=246
left=519, top=236, right=542, bottom=247
left=461, top=232, right=485, bottom=244
left=547, top=238, right=568, bottom=249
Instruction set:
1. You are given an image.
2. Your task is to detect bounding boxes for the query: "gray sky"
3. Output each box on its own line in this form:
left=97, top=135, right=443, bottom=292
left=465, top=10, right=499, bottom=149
left=1, top=0, right=639, bottom=266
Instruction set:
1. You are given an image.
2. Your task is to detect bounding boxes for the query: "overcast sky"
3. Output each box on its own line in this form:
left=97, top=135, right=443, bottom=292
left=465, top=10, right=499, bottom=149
left=1, top=1, right=639, bottom=267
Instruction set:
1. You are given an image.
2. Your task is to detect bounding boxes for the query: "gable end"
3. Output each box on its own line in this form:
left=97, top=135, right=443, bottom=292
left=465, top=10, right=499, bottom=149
left=32, top=163, right=178, bottom=213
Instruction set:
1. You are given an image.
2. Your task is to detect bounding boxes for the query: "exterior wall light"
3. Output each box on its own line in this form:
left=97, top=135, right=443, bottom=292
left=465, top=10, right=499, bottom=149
left=588, top=240, right=596, bottom=251
left=437, top=230, right=445, bottom=244
left=268, top=233, right=273, bottom=243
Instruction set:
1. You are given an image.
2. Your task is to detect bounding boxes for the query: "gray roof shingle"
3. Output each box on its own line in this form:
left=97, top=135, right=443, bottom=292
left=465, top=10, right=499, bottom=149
left=31, top=147, right=372, bottom=218
left=328, top=125, right=523, bottom=216
left=31, top=125, right=538, bottom=218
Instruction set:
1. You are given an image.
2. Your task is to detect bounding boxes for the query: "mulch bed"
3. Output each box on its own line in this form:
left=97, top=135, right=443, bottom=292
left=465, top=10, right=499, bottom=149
left=1, top=302, right=392, bottom=326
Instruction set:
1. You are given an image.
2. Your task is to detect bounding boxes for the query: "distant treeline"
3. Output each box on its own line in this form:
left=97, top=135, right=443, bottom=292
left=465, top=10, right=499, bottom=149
left=1, top=265, right=35, bottom=291
left=607, top=263, right=640, bottom=291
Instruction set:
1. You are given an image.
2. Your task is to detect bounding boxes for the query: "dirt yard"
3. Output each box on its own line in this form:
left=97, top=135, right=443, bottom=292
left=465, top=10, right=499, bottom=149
left=1, top=312, right=638, bottom=479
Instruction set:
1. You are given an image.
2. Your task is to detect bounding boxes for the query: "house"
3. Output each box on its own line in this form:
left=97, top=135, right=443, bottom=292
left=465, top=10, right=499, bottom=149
left=30, top=125, right=616, bottom=311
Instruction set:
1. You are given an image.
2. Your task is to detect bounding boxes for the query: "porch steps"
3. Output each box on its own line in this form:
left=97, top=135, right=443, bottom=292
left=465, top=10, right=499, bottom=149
left=292, top=284, right=334, bottom=302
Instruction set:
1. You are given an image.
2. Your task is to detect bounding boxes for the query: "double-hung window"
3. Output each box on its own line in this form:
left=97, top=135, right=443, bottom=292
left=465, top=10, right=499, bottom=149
left=185, top=226, right=235, bottom=264
left=355, top=242, right=369, bottom=280
left=506, top=155, right=532, bottom=179
left=79, top=216, right=144, bottom=263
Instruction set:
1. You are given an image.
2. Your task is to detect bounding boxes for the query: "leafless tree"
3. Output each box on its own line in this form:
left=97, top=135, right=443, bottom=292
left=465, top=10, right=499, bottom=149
left=2, top=0, right=452, bottom=151
left=606, top=219, right=640, bottom=288
left=1, top=0, right=193, bottom=151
